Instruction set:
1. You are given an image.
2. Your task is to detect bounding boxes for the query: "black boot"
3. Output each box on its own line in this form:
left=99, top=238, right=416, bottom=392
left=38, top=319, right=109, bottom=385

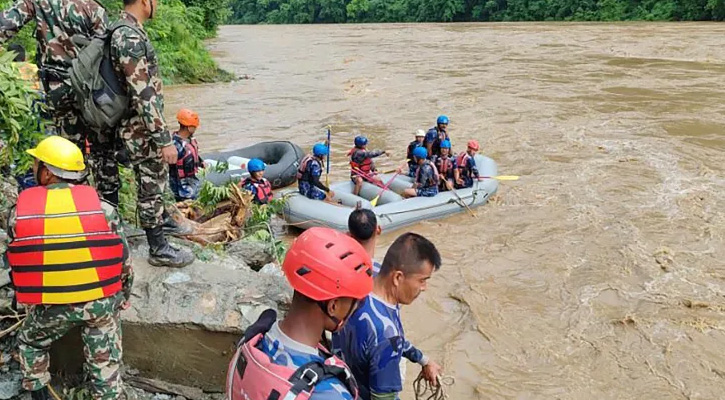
left=103, top=190, right=119, bottom=206
left=30, top=387, right=54, bottom=400
left=145, top=226, right=194, bottom=268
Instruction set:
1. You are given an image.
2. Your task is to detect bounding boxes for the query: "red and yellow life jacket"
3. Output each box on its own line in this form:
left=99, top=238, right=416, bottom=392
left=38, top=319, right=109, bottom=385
left=242, top=177, right=273, bottom=205
left=348, top=148, right=374, bottom=178
left=6, top=185, right=124, bottom=305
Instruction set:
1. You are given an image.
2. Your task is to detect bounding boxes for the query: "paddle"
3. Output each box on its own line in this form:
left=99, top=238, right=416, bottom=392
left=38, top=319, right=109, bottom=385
left=370, top=171, right=401, bottom=207
left=446, top=180, right=477, bottom=218
left=477, top=175, right=520, bottom=181
left=325, top=126, right=331, bottom=187
left=351, top=167, right=386, bottom=189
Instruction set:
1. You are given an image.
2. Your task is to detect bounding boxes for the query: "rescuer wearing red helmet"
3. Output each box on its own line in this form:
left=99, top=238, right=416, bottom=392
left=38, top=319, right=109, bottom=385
left=226, top=227, right=374, bottom=400
left=454, top=139, right=481, bottom=189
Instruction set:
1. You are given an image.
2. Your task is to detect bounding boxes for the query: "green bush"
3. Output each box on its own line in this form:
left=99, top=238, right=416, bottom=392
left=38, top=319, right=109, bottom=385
left=100, top=0, right=233, bottom=84
left=0, top=49, right=45, bottom=173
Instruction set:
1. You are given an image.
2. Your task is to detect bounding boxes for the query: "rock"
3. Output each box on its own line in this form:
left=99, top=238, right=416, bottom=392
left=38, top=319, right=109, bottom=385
left=259, top=263, right=283, bottom=278
left=0, top=176, right=18, bottom=231
left=226, top=240, right=275, bottom=271
left=163, top=272, right=191, bottom=285
left=125, top=376, right=204, bottom=400
left=0, top=370, right=22, bottom=400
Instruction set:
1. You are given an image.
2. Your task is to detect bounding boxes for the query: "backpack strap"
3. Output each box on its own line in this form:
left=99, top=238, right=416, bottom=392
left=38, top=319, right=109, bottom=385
left=242, top=309, right=277, bottom=344
left=287, top=359, right=359, bottom=399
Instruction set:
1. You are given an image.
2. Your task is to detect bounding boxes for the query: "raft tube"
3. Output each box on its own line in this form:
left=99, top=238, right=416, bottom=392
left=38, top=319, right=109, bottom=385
left=202, top=141, right=304, bottom=189
left=281, top=155, right=499, bottom=232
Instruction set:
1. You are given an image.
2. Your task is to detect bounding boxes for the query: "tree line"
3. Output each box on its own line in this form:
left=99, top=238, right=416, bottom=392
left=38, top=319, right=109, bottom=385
left=229, top=0, right=725, bottom=24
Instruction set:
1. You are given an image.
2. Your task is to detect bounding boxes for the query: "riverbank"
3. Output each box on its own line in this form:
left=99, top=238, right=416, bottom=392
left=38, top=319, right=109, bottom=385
left=0, top=174, right=292, bottom=399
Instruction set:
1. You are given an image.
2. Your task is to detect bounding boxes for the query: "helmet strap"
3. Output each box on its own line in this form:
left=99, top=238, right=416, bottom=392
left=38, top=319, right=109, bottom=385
left=34, top=161, right=44, bottom=186
left=318, top=299, right=359, bottom=332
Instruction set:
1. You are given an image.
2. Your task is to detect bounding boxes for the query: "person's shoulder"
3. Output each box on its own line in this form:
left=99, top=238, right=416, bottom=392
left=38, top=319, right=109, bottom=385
left=309, top=380, right=354, bottom=400
left=351, top=296, right=393, bottom=334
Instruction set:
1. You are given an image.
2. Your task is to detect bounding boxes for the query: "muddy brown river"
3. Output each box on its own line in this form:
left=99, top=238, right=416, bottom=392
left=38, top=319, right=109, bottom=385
left=166, top=23, right=725, bottom=399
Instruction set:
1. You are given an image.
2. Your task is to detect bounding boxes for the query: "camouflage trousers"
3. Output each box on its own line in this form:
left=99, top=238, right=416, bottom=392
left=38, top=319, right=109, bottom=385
left=17, top=293, right=125, bottom=400
left=123, top=135, right=168, bottom=229
left=53, top=111, right=120, bottom=199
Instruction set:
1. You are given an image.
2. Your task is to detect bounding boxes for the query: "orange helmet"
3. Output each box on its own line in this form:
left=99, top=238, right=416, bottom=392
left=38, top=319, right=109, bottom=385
left=177, top=109, right=200, bottom=128
left=467, top=140, right=480, bottom=151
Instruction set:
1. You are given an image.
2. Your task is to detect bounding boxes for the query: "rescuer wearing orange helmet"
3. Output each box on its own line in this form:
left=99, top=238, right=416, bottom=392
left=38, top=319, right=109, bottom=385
left=1, top=136, right=133, bottom=400
left=169, top=109, right=204, bottom=201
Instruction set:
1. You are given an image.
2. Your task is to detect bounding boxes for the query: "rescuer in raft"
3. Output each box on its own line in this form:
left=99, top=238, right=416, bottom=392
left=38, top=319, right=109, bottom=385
left=241, top=158, right=273, bottom=205
left=454, top=140, right=481, bottom=189
left=297, top=143, right=336, bottom=202
left=406, top=129, right=426, bottom=177
left=401, top=147, right=440, bottom=198
left=1, top=136, right=133, bottom=400
left=432, top=139, right=455, bottom=191
left=349, top=135, right=387, bottom=196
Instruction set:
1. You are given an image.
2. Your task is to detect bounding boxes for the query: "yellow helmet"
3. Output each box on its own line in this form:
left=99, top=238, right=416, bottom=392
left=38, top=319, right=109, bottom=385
left=26, top=136, right=86, bottom=176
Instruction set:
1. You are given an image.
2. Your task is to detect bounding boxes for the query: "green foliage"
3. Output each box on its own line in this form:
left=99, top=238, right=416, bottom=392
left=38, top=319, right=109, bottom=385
left=98, top=0, right=233, bottom=84
left=181, top=0, right=233, bottom=36
left=193, top=178, right=288, bottom=262
left=118, top=165, right=138, bottom=224
left=0, top=50, right=45, bottom=173
left=0, top=0, right=231, bottom=84
left=244, top=198, right=288, bottom=262
left=229, top=0, right=725, bottom=23
left=193, top=180, right=235, bottom=214
left=62, top=386, right=92, bottom=400
left=0, top=1, right=35, bottom=57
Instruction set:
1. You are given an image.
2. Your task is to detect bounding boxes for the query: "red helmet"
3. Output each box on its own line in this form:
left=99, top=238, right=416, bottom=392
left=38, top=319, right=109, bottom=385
left=467, top=140, right=480, bottom=151
left=283, top=227, right=373, bottom=301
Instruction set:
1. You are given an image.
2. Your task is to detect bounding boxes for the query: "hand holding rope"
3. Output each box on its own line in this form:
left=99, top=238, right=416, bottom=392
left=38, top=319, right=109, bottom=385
left=413, top=372, right=455, bottom=400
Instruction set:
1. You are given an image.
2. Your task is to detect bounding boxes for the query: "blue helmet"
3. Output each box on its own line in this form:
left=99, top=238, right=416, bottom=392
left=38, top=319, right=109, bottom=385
left=440, top=139, right=451, bottom=149
left=437, top=115, right=449, bottom=125
left=412, top=146, right=428, bottom=159
left=313, top=143, right=329, bottom=157
left=247, top=158, right=266, bottom=173
left=354, top=135, right=368, bottom=147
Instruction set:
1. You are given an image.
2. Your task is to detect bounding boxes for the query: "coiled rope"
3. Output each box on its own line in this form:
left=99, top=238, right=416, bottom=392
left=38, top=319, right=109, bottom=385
left=413, top=373, right=455, bottom=400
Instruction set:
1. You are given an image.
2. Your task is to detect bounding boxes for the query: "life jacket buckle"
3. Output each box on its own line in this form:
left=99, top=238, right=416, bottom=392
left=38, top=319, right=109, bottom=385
left=300, top=368, right=319, bottom=386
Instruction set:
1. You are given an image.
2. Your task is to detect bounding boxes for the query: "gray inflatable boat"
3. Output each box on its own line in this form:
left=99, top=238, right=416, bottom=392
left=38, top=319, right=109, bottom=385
left=281, top=155, right=499, bottom=232
left=202, top=141, right=304, bottom=189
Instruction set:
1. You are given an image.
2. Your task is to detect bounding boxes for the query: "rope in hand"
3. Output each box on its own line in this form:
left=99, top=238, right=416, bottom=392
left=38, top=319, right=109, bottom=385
left=413, top=372, right=455, bottom=400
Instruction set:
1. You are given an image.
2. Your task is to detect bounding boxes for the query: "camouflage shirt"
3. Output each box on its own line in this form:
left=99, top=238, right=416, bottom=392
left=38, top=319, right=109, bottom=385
left=1, top=183, right=132, bottom=285
left=109, top=11, right=171, bottom=148
left=0, top=0, right=107, bottom=69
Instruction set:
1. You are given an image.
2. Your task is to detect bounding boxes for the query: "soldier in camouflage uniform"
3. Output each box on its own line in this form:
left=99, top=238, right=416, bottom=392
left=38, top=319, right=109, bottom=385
left=1, top=136, right=133, bottom=400
left=0, top=0, right=122, bottom=205
left=108, top=0, right=193, bottom=268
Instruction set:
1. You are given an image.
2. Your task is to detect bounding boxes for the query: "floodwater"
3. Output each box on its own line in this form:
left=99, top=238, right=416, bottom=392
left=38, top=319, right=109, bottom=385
left=165, top=22, right=725, bottom=399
